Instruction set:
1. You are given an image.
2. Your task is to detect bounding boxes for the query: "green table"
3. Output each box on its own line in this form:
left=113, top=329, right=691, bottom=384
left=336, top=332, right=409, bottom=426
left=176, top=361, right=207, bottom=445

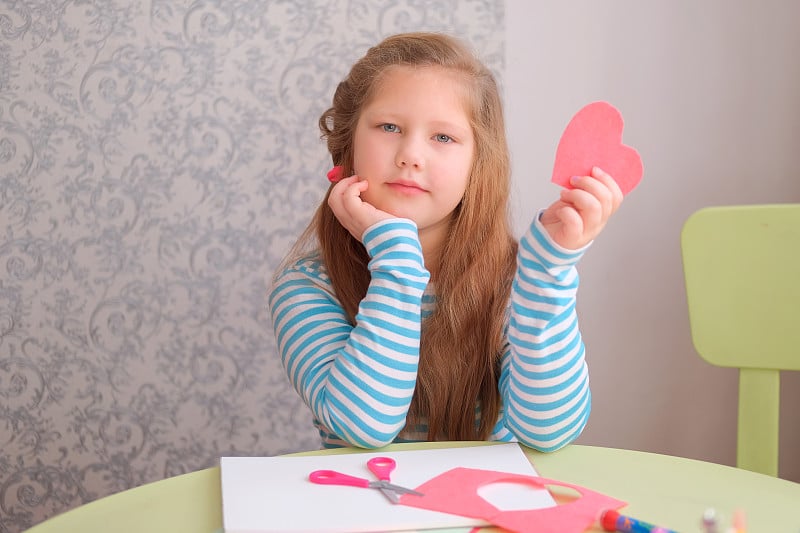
left=25, top=443, right=800, bottom=532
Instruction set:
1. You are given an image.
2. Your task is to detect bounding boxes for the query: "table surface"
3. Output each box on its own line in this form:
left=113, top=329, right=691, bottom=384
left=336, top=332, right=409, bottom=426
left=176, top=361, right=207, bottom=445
left=25, top=442, right=800, bottom=533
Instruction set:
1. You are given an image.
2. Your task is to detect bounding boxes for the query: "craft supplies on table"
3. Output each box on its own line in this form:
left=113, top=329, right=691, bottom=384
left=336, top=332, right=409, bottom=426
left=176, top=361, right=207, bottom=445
left=220, top=442, right=549, bottom=533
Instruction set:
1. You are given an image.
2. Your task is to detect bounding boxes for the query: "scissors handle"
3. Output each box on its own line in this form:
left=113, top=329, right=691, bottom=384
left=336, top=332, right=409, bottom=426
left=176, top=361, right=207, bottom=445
left=308, top=470, right=370, bottom=488
left=367, top=457, right=396, bottom=482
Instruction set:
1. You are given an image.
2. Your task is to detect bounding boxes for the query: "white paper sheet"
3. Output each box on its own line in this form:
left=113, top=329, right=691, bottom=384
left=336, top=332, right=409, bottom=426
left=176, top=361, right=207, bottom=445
left=220, top=443, right=555, bottom=533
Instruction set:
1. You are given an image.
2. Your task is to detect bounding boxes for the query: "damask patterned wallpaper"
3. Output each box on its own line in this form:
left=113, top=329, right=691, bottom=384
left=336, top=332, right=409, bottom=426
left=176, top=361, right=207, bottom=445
left=0, top=1, right=503, bottom=530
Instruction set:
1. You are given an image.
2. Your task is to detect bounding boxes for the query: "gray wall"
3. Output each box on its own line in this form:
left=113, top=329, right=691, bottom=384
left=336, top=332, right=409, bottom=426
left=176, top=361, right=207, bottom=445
left=0, top=1, right=503, bottom=531
left=507, top=0, right=800, bottom=481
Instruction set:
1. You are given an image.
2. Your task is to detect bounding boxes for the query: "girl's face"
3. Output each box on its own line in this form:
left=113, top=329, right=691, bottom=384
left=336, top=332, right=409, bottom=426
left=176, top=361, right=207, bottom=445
left=353, top=66, right=474, bottom=241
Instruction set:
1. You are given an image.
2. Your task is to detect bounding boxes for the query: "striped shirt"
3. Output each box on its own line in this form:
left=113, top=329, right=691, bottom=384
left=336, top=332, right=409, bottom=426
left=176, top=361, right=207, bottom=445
left=268, top=215, right=591, bottom=451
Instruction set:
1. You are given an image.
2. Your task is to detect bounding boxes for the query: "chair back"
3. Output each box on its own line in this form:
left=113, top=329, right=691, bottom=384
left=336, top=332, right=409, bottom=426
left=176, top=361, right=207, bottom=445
left=681, top=203, right=800, bottom=476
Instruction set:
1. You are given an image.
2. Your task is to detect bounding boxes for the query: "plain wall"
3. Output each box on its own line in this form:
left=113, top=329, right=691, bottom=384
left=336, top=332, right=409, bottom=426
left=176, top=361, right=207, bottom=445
left=506, top=0, right=800, bottom=480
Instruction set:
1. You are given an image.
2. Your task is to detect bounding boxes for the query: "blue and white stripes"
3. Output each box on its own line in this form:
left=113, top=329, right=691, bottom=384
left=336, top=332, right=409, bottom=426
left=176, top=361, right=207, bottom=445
left=270, top=219, right=429, bottom=448
left=504, top=217, right=591, bottom=451
left=268, top=215, right=592, bottom=451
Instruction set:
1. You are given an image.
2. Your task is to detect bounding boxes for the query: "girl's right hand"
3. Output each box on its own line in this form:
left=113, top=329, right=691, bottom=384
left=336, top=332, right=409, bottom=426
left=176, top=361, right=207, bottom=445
left=328, top=175, right=395, bottom=242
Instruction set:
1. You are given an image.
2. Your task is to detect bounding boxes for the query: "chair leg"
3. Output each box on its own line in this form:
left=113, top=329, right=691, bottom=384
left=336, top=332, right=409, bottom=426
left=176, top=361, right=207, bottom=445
left=737, top=369, right=779, bottom=476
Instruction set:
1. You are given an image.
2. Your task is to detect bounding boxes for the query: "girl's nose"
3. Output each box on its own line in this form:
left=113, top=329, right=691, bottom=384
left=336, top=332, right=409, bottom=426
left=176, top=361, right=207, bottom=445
left=395, top=138, right=423, bottom=169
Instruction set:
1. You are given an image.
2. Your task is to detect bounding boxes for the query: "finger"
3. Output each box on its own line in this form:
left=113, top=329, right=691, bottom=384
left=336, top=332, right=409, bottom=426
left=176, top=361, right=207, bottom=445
left=568, top=173, right=615, bottom=219
left=560, top=187, right=603, bottom=227
left=329, top=175, right=360, bottom=204
left=560, top=190, right=604, bottom=241
left=557, top=205, right=585, bottom=242
left=331, top=174, right=360, bottom=195
left=590, top=167, right=624, bottom=211
left=538, top=200, right=566, bottom=226
left=327, top=176, right=360, bottom=216
left=341, top=180, right=369, bottom=216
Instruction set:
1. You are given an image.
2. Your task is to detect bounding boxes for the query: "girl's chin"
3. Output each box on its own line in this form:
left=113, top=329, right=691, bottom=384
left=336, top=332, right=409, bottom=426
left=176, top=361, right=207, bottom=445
left=369, top=203, right=414, bottom=222
left=387, top=211, right=418, bottom=222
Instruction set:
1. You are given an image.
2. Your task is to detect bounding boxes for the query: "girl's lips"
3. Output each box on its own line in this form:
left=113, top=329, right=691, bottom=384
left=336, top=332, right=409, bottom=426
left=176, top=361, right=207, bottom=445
left=387, top=181, right=426, bottom=194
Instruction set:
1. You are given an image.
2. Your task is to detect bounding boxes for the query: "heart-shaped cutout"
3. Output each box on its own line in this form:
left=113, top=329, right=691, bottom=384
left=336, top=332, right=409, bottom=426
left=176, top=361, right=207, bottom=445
left=477, top=481, right=557, bottom=511
left=551, top=101, right=643, bottom=196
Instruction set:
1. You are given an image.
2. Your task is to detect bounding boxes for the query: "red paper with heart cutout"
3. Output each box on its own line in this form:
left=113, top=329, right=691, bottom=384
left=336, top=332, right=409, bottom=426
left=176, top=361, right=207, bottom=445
left=399, top=467, right=626, bottom=533
left=551, top=101, right=643, bottom=196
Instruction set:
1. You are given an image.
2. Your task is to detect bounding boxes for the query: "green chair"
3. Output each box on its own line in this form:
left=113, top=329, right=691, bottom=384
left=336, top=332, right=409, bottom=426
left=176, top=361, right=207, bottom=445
left=680, top=203, right=800, bottom=477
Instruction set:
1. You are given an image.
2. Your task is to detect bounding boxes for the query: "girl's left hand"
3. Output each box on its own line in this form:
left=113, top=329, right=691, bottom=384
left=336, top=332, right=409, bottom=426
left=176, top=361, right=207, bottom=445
left=539, top=166, right=624, bottom=250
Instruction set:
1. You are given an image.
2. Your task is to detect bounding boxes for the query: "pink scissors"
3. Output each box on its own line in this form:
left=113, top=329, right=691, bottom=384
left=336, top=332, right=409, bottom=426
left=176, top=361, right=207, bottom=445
left=308, top=456, right=424, bottom=504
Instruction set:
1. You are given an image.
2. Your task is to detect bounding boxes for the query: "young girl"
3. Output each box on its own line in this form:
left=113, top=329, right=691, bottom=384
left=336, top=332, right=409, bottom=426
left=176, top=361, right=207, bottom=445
left=269, top=32, right=623, bottom=451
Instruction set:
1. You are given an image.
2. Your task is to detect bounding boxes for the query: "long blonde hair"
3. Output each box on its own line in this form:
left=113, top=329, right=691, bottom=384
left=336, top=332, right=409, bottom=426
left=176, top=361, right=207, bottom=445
left=292, top=32, right=517, bottom=440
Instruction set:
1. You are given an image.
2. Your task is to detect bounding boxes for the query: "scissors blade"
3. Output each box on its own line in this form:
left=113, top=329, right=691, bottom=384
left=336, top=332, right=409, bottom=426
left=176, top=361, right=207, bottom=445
left=375, top=481, right=424, bottom=500
left=376, top=485, right=401, bottom=504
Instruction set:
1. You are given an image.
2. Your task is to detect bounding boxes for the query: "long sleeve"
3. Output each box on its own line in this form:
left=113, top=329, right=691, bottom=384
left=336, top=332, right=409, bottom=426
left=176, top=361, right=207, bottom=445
left=493, top=213, right=592, bottom=451
left=268, top=218, right=430, bottom=448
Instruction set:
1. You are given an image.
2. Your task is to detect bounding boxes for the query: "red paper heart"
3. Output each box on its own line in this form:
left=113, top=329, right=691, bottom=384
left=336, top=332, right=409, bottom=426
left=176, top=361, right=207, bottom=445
left=551, top=101, right=643, bottom=196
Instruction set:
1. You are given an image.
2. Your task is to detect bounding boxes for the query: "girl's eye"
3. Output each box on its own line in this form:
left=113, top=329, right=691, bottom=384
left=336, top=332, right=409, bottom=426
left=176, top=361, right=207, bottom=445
left=435, top=134, right=453, bottom=143
left=381, top=124, right=399, bottom=133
